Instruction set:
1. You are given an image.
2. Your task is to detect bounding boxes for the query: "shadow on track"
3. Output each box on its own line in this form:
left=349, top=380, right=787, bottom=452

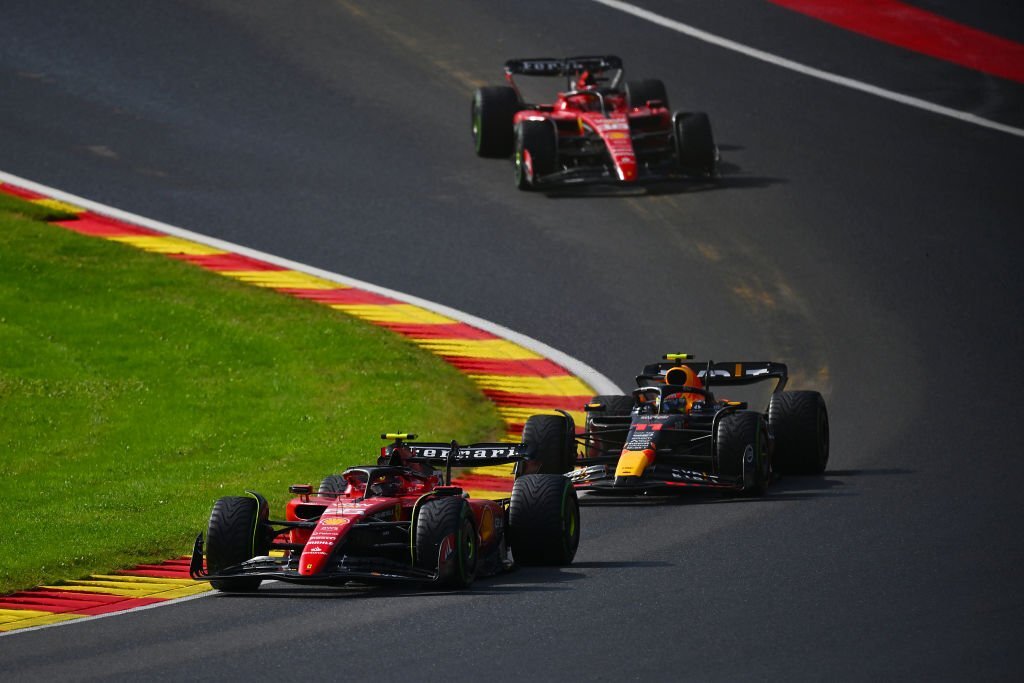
left=577, top=467, right=911, bottom=507
left=539, top=144, right=785, bottom=198
left=204, top=565, right=593, bottom=601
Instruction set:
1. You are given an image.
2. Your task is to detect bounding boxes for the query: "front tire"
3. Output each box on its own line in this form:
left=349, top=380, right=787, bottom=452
left=414, top=496, right=477, bottom=589
left=472, top=86, right=519, bottom=158
left=514, top=120, right=557, bottom=190
left=769, top=391, right=829, bottom=474
left=674, top=111, right=716, bottom=176
left=318, top=474, right=347, bottom=496
left=509, top=474, right=580, bottom=566
left=585, top=395, right=633, bottom=458
left=715, top=411, right=769, bottom=495
left=206, top=495, right=269, bottom=592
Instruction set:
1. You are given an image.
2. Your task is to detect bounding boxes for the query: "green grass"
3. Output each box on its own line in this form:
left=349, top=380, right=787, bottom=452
left=0, top=193, right=503, bottom=594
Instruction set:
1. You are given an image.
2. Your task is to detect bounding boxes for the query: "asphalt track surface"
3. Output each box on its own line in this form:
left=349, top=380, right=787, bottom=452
left=2, top=1, right=1022, bottom=679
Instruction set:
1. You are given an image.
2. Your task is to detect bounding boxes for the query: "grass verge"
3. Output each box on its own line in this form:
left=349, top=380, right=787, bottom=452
left=0, top=193, right=503, bottom=594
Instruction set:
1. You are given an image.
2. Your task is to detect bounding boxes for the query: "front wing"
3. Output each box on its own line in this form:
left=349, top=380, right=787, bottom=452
left=570, top=462, right=744, bottom=494
left=189, top=534, right=438, bottom=585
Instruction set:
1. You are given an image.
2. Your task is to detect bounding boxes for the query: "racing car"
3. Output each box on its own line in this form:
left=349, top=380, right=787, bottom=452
left=557, top=354, right=829, bottom=495
left=471, top=55, right=717, bottom=189
left=190, top=433, right=580, bottom=592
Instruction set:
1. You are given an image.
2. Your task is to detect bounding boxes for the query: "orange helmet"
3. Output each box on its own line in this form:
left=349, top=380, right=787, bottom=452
left=665, top=365, right=703, bottom=388
left=664, top=366, right=705, bottom=411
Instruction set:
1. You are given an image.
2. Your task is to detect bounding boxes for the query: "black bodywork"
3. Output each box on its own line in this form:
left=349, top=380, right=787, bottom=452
left=571, top=358, right=788, bottom=494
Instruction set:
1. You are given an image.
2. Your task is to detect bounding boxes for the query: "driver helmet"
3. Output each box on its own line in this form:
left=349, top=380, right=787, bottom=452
left=665, top=365, right=703, bottom=388
left=368, top=474, right=402, bottom=498
left=665, top=366, right=708, bottom=410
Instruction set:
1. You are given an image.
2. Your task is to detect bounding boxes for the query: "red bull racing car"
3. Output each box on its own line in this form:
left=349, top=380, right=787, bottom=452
left=190, top=433, right=580, bottom=592
left=471, top=55, right=717, bottom=189
left=567, top=354, right=829, bottom=496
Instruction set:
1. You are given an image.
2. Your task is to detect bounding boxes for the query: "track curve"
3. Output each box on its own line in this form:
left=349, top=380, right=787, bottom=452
left=1, top=0, right=1022, bottom=678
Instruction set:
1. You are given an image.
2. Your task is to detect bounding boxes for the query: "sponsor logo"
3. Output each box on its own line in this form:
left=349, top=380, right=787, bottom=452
left=744, top=445, right=754, bottom=463
left=625, top=430, right=655, bottom=451
left=520, top=60, right=561, bottom=73
left=412, top=446, right=517, bottom=460
left=321, top=517, right=350, bottom=526
left=608, top=132, right=628, bottom=140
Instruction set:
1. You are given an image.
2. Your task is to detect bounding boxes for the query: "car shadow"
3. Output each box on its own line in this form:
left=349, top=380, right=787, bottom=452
left=577, top=467, right=910, bottom=506
left=540, top=146, right=785, bottom=198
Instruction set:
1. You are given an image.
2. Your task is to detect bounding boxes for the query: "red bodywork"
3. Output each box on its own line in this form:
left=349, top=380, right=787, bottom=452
left=512, top=90, right=672, bottom=184
left=191, top=439, right=533, bottom=587
left=285, top=471, right=505, bottom=580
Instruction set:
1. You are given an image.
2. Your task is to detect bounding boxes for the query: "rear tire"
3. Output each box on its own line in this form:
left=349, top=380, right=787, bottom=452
left=514, top=120, right=557, bottom=190
left=769, top=391, right=829, bottom=474
left=674, top=111, right=716, bottom=176
left=715, top=411, right=769, bottom=495
left=523, top=414, right=576, bottom=474
left=509, top=474, right=580, bottom=566
left=472, top=86, right=519, bottom=158
left=414, top=496, right=477, bottom=589
left=206, top=496, right=269, bottom=592
left=626, top=79, right=669, bottom=109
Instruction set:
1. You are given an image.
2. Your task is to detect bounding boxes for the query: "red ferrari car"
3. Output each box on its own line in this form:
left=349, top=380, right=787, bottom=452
left=472, top=55, right=717, bottom=189
left=190, top=433, right=580, bottom=591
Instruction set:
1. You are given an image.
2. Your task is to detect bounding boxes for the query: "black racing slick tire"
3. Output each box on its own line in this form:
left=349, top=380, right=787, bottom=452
left=585, top=395, right=633, bottom=458
left=514, top=120, right=557, bottom=190
left=206, top=495, right=270, bottom=592
left=769, top=391, right=830, bottom=475
left=626, top=79, right=669, bottom=109
left=472, top=86, right=519, bottom=158
left=674, top=111, right=717, bottom=176
left=715, top=411, right=769, bottom=495
left=509, top=474, right=580, bottom=566
left=317, top=474, right=347, bottom=496
left=589, top=394, right=634, bottom=416
left=523, top=414, right=576, bottom=474
left=414, top=495, right=477, bottom=589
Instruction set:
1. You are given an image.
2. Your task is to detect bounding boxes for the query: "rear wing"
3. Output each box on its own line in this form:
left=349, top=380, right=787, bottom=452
left=406, top=443, right=529, bottom=465
left=504, top=55, right=624, bottom=99
left=636, top=357, right=789, bottom=392
left=504, top=55, right=623, bottom=77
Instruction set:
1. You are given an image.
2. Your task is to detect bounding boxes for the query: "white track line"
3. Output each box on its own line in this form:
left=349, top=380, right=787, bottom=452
left=592, top=0, right=1024, bottom=139
left=0, top=169, right=621, bottom=395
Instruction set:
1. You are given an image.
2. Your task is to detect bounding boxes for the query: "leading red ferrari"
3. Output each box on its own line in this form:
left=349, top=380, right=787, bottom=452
left=472, top=55, right=718, bottom=189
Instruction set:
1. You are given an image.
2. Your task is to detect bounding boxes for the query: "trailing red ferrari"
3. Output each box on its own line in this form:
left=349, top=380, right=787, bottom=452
left=190, top=433, right=580, bottom=592
left=472, top=55, right=718, bottom=189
